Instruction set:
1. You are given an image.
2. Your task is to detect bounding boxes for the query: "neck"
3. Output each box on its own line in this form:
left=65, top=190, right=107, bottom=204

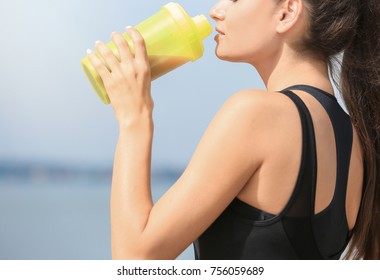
left=253, top=45, right=334, bottom=94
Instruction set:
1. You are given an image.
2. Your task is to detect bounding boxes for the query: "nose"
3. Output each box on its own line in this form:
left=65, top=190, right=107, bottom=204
left=209, top=5, right=226, bottom=21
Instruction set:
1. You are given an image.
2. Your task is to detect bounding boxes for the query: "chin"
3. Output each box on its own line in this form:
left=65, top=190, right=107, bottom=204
left=215, top=50, right=244, bottom=63
left=215, top=47, right=234, bottom=61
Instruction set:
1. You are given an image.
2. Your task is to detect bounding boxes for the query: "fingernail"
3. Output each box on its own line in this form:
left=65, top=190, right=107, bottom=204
left=126, top=25, right=132, bottom=29
left=86, top=49, right=92, bottom=54
left=95, top=40, right=101, bottom=45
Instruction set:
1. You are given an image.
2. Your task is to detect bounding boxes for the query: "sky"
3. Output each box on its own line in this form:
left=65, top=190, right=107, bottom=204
left=0, top=0, right=263, bottom=169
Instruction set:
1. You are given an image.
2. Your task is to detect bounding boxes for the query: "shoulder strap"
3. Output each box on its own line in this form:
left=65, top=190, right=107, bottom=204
left=283, top=85, right=353, bottom=222
left=278, top=89, right=322, bottom=259
left=279, top=85, right=354, bottom=259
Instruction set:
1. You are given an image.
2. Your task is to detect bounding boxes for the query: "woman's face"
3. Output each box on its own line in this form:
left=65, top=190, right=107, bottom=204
left=209, top=0, right=282, bottom=64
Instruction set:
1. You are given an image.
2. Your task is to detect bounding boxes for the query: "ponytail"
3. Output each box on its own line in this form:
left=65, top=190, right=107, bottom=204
left=340, top=0, right=380, bottom=259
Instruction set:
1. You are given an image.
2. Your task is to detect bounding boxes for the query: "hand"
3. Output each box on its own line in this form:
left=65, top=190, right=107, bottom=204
left=87, top=27, right=153, bottom=126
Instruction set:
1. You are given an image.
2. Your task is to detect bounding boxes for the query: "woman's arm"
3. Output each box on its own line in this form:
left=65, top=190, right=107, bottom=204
left=87, top=27, right=271, bottom=259
left=111, top=115, right=154, bottom=258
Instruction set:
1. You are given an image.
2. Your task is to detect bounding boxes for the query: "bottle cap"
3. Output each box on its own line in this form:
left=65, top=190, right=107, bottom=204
left=164, top=2, right=212, bottom=61
left=192, top=15, right=212, bottom=41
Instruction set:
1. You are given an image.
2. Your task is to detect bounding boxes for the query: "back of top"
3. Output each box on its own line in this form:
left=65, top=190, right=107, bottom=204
left=194, top=85, right=355, bottom=259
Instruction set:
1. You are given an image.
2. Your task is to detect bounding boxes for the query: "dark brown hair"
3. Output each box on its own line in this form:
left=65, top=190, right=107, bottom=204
left=285, top=0, right=380, bottom=259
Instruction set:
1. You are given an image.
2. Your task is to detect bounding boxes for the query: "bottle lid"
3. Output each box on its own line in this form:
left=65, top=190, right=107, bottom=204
left=163, top=2, right=212, bottom=61
left=192, top=15, right=212, bottom=41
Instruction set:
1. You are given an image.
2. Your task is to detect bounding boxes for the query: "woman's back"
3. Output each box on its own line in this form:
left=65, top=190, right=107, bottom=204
left=238, top=85, right=364, bottom=230
left=194, top=85, right=364, bottom=259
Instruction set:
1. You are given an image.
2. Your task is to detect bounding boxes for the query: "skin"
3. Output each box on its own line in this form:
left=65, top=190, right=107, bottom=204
left=87, top=0, right=364, bottom=259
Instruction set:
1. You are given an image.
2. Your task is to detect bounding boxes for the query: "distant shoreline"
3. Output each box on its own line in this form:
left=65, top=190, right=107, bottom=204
left=0, top=161, right=183, bottom=183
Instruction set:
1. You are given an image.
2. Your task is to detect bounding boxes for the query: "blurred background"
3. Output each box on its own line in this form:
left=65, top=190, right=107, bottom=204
left=0, top=0, right=344, bottom=260
left=0, top=0, right=262, bottom=260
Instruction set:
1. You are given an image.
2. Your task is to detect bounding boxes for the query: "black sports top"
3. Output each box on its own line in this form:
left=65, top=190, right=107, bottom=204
left=193, top=85, right=354, bottom=260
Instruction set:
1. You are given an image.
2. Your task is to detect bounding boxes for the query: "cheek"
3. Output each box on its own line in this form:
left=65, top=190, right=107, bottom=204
left=217, top=15, right=278, bottom=62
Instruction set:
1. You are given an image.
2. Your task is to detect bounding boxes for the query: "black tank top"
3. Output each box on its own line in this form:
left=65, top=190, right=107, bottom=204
left=193, top=85, right=354, bottom=260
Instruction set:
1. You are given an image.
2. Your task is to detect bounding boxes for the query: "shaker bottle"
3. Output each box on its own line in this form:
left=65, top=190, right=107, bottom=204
left=81, top=2, right=212, bottom=104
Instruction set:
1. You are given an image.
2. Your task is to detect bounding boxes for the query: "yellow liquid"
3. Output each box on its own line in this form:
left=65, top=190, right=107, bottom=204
left=82, top=55, right=192, bottom=104
left=149, top=55, right=191, bottom=80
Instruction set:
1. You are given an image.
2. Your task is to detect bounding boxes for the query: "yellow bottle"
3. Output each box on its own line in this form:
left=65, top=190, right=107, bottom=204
left=81, top=2, right=212, bottom=104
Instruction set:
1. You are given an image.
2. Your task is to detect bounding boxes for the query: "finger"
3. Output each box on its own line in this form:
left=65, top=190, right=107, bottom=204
left=126, top=27, right=149, bottom=63
left=95, top=40, right=121, bottom=71
left=111, top=32, right=133, bottom=63
left=87, top=49, right=111, bottom=81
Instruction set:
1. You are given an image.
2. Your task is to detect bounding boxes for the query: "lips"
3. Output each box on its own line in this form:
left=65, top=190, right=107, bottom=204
left=215, top=27, right=225, bottom=36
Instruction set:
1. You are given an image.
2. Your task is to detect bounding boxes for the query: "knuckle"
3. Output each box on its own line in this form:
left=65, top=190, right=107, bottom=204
left=140, top=65, right=150, bottom=75
left=136, top=62, right=150, bottom=75
left=104, top=51, right=119, bottom=63
left=134, top=36, right=145, bottom=46
left=103, top=48, right=113, bottom=58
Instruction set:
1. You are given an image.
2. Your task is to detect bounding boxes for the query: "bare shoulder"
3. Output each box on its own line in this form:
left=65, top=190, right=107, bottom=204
left=220, top=89, right=295, bottom=123
left=219, top=89, right=301, bottom=153
left=223, top=88, right=269, bottom=109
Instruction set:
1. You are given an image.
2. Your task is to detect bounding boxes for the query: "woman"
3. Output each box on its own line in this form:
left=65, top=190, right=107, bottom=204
left=86, top=0, right=380, bottom=259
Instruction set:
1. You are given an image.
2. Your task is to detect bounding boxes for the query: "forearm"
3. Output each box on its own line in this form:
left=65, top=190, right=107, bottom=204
left=110, top=114, right=154, bottom=258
